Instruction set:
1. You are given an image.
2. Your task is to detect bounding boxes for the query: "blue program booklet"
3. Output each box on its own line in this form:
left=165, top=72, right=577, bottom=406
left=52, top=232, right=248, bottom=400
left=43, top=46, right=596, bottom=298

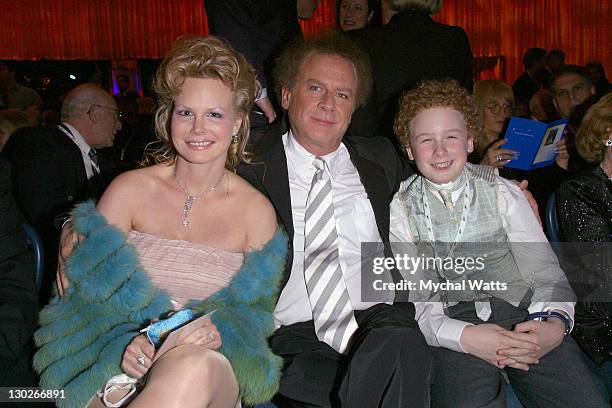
left=501, top=117, right=569, bottom=170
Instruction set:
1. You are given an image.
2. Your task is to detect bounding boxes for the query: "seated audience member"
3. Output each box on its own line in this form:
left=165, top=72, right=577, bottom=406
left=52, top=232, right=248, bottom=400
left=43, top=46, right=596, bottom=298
left=121, top=95, right=157, bottom=164
left=551, top=65, right=598, bottom=171
left=0, top=108, right=29, bottom=151
left=529, top=88, right=558, bottom=122
left=472, top=79, right=569, bottom=217
left=3, top=83, right=122, bottom=302
left=390, top=79, right=608, bottom=408
left=35, top=36, right=287, bottom=408
left=551, top=64, right=596, bottom=119
left=337, top=0, right=379, bottom=32
left=0, top=157, right=38, bottom=390
left=512, top=48, right=548, bottom=115
left=238, top=33, right=432, bottom=407
left=586, top=61, right=612, bottom=99
left=472, top=79, right=519, bottom=168
left=556, top=93, right=612, bottom=399
left=103, top=74, right=139, bottom=164
left=0, top=62, right=43, bottom=126
left=113, top=74, right=139, bottom=122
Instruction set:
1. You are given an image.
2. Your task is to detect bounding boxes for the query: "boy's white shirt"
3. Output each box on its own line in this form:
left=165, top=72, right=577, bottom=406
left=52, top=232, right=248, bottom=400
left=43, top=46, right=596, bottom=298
left=389, top=173, right=575, bottom=353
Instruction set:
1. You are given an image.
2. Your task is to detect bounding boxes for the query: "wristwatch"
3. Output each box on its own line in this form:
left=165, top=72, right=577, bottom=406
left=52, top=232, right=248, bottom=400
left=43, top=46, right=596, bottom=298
left=526, top=309, right=571, bottom=335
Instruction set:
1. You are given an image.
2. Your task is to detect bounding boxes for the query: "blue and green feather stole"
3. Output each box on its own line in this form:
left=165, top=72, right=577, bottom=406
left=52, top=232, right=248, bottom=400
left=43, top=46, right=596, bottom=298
left=33, top=201, right=288, bottom=408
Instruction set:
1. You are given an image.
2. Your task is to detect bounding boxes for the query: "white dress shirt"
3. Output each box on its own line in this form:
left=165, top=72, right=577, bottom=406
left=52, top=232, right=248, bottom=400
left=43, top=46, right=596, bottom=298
left=274, top=131, right=393, bottom=327
left=390, top=174, right=575, bottom=352
left=58, top=123, right=99, bottom=180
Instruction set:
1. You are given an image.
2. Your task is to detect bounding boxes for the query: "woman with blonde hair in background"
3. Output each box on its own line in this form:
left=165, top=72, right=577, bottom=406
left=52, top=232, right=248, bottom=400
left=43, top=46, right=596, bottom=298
left=472, top=78, right=571, bottom=219
left=556, top=94, right=612, bottom=400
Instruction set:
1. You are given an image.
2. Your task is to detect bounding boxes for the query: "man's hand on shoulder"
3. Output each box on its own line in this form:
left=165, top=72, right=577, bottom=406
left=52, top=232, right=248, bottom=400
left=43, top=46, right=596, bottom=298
left=514, top=179, right=542, bottom=227
left=56, top=220, right=82, bottom=296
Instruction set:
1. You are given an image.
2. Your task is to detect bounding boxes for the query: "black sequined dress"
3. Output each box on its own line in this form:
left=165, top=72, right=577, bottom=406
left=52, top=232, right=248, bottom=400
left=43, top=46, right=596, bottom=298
left=557, top=165, right=612, bottom=366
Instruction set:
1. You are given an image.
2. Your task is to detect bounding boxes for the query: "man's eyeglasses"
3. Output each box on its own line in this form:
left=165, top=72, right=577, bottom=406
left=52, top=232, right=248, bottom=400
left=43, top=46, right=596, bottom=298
left=484, top=102, right=513, bottom=115
left=87, top=104, right=124, bottom=120
left=553, top=83, right=588, bottom=100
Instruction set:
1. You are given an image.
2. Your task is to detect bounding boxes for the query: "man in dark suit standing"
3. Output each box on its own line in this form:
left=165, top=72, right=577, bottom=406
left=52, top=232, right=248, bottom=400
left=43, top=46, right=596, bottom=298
left=238, top=34, right=431, bottom=408
left=348, top=0, right=473, bottom=142
left=205, top=0, right=319, bottom=145
left=3, top=84, right=121, bottom=301
left=512, top=47, right=548, bottom=115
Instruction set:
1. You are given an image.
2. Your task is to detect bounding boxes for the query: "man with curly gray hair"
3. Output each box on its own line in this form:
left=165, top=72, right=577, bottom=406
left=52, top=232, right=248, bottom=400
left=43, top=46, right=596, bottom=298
left=239, top=33, right=431, bottom=407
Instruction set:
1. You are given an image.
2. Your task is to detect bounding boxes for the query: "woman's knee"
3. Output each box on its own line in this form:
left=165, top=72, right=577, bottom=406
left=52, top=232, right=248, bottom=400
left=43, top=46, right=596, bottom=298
left=150, top=344, right=235, bottom=387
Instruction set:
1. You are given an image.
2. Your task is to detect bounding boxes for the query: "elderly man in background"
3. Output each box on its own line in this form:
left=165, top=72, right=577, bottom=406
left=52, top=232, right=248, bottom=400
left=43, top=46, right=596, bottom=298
left=3, top=83, right=121, bottom=302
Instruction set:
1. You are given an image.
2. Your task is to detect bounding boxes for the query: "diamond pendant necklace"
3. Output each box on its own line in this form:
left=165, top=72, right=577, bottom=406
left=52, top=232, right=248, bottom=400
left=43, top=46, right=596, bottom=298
left=175, top=170, right=225, bottom=227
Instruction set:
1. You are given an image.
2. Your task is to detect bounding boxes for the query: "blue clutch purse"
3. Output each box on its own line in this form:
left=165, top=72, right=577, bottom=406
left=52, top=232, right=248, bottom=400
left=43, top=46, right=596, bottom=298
left=141, top=309, right=194, bottom=347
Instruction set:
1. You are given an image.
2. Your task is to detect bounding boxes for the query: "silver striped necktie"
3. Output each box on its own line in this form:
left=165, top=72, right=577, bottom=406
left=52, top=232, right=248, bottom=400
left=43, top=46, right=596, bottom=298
left=88, top=148, right=100, bottom=175
left=304, top=157, right=358, bottom=354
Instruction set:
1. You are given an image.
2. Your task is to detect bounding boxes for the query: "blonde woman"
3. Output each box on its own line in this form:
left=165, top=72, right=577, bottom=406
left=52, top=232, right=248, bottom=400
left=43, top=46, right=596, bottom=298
left=472, top=79, right=571, bottom=219
left=473, top=79, right=569, bottom=170
left=34, top=36, right=288, bottom=408
left=556, top=94, right=612, bottom=398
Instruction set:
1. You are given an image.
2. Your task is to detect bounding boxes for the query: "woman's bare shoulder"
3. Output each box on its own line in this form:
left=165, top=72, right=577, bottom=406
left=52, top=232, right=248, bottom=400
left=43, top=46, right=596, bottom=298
left=97, top=164, right=172, bottom=231
left=229, top=173, right=277, bottom=250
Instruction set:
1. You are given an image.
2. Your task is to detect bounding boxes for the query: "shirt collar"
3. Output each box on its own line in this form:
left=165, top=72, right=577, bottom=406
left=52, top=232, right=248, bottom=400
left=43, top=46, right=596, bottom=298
left=423, top=169, right=468, bottom=204
left=59, top=122, right=93, bottom=155
left=285, top=130, right=353, bottom=180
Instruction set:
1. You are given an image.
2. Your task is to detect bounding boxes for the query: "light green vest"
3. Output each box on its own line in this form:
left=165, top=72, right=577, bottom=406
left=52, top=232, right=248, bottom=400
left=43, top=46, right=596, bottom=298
left=397, top=163, right=531, bottom=308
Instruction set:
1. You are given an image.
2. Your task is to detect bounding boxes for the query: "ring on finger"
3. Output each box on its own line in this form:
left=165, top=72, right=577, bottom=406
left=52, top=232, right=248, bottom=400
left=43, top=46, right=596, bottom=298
left=207, top=332, right=215, bottom=342
left=136, top=355, right=146, bottom=366
left=495, top=154, right=502, bottom=162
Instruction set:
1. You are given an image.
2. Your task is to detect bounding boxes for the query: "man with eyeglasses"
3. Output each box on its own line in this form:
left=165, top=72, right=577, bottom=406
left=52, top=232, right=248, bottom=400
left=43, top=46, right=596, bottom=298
left=3, top=83, right=122, bottom=302
left=551, top=65, right=596, bottom=118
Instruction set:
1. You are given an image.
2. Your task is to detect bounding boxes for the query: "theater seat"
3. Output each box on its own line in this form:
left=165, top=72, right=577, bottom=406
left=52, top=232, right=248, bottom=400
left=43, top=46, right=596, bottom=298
left=23, top=223, right=44, bottom=292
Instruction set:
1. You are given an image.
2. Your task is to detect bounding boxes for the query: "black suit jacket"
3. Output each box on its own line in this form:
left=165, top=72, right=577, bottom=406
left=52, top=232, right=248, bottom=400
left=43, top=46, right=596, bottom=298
left=238, top=120, right=413, bottom=291
left=349, top=10, right=473, bottom=141
left=3, top=125, right=109, bottom=300
left=512, top=71, right=541, bottom=105
left=205, top=0, right=301, bottom=90
left=0, top=158, right=37, bottom=386
left=4, top=126, right=91, bottom=226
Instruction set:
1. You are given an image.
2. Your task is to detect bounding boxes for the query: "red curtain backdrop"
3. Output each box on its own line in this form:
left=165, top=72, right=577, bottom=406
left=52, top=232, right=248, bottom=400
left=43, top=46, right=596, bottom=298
left=1, top=0, right=209, bottom=60
left=0, top=0, right=610, bottom=84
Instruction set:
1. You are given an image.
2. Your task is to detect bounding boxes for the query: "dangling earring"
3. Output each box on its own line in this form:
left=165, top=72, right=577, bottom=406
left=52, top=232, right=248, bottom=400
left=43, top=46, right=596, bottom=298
left=231, top=133, right=239, bottom=144
left=604, top=139, right=612, bottom=147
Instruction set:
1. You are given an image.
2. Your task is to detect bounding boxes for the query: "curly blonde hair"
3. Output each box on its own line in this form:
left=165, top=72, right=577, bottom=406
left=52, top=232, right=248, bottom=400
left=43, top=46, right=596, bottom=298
left=575, top=93, right=612, bottom=163
left=394, top=79, right=482, bottom=149
left=148, top=35, right=260, bottom=170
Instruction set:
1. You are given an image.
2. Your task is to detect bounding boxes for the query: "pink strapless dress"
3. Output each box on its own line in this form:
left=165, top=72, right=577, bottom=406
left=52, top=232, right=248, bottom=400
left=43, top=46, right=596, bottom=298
left=89, top=231, right=245, bottom=408
left=126, top=230, right=244, bottom=309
